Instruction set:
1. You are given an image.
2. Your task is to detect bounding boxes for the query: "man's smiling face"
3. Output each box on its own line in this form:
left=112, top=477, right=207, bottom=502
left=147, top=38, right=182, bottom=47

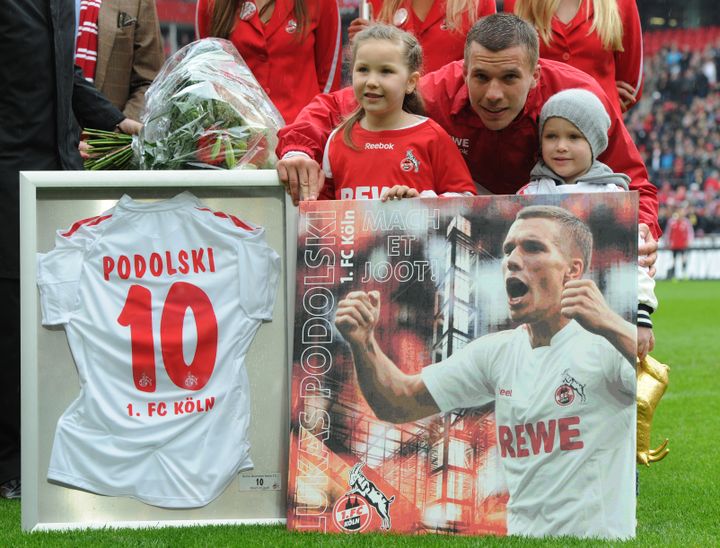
left=464, top=43, right=539, bottom=130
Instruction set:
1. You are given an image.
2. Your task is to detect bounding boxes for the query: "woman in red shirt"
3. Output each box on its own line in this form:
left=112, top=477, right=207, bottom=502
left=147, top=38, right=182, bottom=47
left=196, top=0, right=342, bottom=123
left=348, top=0, right=496, bottom=74
left=506, top=0, right=643, bottom=113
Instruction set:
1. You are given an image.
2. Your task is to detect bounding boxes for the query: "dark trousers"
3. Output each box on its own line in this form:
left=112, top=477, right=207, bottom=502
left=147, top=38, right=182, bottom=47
left=0, top=278, right=20, bottom=483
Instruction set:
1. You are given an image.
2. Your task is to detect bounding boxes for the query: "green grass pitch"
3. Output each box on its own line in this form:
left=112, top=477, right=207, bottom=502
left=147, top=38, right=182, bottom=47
left=2, top=280, right=718, bottom=546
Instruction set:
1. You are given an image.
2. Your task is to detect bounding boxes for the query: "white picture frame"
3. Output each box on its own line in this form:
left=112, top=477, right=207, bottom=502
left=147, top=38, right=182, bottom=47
left=20, top=170, right=296, bottom=531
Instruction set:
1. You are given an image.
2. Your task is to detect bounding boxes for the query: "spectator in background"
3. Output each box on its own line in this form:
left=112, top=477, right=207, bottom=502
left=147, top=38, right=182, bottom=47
left=0, top=0, right=140, bottom=500
left=664, top=209, right=695, bottom=279
left=506, top=0, right=644, bottom=113
left=75, top=0, right=165, bottom=121
left=195, top=0, right=342, bottom=124
left=347, top=0, right=496, bottom=73
left=623, top=32, right=719, bottom=235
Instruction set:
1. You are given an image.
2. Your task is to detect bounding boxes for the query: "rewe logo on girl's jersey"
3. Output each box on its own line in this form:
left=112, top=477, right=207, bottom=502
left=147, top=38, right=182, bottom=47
left=340, top=186, right=392, bottom=200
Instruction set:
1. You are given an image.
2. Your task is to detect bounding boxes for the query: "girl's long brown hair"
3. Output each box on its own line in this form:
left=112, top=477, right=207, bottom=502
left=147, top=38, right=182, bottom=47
left=210, top=0, right=308, bottom=39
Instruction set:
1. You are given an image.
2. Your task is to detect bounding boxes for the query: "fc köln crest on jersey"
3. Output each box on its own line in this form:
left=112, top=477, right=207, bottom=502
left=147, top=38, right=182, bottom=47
left=555, top=369, right=587, bottom=406
left=400, top=149, right=420, bottom=173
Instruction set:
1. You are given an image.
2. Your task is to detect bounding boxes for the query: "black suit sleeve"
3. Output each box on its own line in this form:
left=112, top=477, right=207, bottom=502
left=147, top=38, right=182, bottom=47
left=72, top=65, right=126, bottom=130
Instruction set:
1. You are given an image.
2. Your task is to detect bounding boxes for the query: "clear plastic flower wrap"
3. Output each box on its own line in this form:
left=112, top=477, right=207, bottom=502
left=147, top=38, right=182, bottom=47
left=134, top=38, right=285, bottom=170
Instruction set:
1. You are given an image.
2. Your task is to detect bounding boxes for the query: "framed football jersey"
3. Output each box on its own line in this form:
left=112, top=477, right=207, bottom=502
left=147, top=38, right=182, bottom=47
left=20, top=171, right=295, bottom=531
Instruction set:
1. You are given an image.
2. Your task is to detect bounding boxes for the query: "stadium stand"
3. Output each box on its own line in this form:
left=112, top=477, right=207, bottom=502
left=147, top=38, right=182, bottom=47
left=625, top=26, right=720, bottom=241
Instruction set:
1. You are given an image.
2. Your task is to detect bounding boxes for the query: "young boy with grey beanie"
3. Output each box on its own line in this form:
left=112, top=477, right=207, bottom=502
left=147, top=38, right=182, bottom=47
left=518, top=88, right=657, bottom=360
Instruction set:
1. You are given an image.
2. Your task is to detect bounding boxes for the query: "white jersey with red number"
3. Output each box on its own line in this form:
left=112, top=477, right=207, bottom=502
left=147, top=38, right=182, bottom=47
left=422, top=321, right=636, bottom=539
left=321, top=117, right=476, bottom=200
left=37, top=192, right=281, bottom=508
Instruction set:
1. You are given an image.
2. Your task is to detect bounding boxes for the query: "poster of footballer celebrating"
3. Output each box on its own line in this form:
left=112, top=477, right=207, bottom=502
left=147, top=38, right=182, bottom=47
left=287, top=193, right=638, bottom=539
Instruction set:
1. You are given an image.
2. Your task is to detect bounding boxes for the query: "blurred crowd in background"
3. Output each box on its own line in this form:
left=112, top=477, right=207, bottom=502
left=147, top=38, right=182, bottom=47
left=625, top=26, right=720, bottom=241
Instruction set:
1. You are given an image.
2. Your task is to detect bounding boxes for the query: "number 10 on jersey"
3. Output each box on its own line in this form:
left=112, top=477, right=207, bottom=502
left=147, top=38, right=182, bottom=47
left=118, top=281, right=218, bottom=392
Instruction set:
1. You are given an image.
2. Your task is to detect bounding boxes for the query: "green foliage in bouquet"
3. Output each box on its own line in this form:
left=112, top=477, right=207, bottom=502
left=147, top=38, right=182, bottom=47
left=135, top=39, right=284, bottom=170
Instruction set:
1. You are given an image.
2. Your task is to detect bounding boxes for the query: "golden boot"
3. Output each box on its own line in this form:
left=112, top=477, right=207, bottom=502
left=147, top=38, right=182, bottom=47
left=636, top=355, right=670, bottom=466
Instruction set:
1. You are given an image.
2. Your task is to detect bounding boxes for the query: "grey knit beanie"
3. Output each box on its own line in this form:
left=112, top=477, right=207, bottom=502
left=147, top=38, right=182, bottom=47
left=539, top=89, right=610, bottom=160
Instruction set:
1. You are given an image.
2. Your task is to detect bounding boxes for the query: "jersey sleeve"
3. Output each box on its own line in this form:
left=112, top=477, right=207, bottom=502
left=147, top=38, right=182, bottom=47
left=588, top=87, right=659, bottom=238
left=601, top=341, right=636, bottom=398
left=613, top=0, right=644, bottom=106
left=421, top=337, right=495, bottom=412
left=428, top=122, right=477, bottom=196
left=276, top=87, right=359, bottom=162
left=237, top=239, right=281, bottom=320
left=36, top=216, right=109, bottom=325
left=314, top=0, right=342, bottom=95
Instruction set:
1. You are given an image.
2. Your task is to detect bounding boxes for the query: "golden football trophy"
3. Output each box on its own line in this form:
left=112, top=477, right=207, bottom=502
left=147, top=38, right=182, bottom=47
left=636, top=355, right=670, bottom=465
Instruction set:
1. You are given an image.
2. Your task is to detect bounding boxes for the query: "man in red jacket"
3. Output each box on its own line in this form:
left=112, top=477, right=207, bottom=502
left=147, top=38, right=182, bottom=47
left=277, top=13, right=660, bottom=260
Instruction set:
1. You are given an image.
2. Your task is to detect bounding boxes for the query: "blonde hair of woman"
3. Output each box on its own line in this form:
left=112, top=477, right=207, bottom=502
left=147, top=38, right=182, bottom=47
left=513, top=0, right=624, bottom=51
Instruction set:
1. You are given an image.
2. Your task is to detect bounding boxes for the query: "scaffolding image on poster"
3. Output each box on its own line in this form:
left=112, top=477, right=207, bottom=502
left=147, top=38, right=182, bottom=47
left=288, top=193, right=638, bottom=539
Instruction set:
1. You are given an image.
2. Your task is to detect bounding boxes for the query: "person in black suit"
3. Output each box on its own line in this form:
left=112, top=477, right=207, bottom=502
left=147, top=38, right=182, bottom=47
left=0, top=0, right=141, bottom=499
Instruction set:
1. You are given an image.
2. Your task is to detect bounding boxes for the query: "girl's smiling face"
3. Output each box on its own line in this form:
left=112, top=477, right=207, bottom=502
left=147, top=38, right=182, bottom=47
left=352, top=38, right=419, bottom=128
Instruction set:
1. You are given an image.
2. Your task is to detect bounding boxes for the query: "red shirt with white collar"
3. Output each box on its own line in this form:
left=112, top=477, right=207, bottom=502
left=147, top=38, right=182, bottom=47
left=504, top=0, right=644, bottom=112
left=321, top=117, right=476, bottom=200
left=368, top=0, right=496, bottom=73
left=196, top=0, right=342, bottom=123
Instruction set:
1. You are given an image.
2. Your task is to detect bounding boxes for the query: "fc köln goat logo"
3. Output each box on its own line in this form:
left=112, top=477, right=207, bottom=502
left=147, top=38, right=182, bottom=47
left=333, top=462, right=395, bottom=532
left=400, top=149, right=420, bottom=172
left=555, top=369, right=587, bottom=406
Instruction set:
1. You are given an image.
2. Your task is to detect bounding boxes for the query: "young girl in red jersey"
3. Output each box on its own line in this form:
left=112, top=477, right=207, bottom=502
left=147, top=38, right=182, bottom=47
left=320, top=24, right=476, bottom=201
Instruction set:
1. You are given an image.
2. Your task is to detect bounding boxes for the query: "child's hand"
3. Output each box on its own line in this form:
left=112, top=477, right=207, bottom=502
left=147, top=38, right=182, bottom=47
left=381, top=186, right=420, bottom=202
left=638, top=326, right=655, bottom=361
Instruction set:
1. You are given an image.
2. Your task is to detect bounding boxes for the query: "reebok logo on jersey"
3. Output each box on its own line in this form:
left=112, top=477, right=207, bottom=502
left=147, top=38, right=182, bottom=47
left=365, top=143, right=395, bottom=150
left=499, top=388, right=512, bottom=397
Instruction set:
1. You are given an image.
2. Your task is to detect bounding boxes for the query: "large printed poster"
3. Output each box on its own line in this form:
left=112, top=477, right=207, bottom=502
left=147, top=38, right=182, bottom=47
left=288, top=194, right=638, bottom=538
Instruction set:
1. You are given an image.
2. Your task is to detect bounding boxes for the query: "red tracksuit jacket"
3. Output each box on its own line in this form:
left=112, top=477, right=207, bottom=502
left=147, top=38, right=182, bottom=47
left=196, top=0, right=342, bottom=123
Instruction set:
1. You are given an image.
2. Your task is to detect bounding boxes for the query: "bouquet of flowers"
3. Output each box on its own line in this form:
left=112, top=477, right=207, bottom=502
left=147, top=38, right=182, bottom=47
left=136, top=38, right=284, bottom=170
left=84, top=38, right=284, bottom=170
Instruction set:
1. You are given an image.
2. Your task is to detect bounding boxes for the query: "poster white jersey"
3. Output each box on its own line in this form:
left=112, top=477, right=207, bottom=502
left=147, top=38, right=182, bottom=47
left=37, top=192, right=281, bottom=508
left=423, top=320, right=636, bottom=539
